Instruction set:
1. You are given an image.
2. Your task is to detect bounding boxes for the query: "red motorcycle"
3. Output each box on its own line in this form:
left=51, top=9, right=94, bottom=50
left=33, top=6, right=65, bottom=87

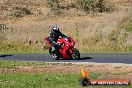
left=44, top=36, right=80, bottom=60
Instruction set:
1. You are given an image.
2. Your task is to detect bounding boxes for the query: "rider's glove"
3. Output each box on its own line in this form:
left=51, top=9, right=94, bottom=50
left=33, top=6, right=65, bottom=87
left=64, top=36, right=71, bottom=42
left=64, top=37, right=68, bottom=41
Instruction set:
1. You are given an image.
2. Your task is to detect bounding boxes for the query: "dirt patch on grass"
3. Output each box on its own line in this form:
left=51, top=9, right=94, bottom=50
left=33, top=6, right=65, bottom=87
left=0, top=63, right=132, bottom=74
left=0, top=64, right=83, bottom=73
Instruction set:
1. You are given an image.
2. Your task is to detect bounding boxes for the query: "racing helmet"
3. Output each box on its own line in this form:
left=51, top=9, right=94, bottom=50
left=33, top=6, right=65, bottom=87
left=51, top=26, right=60, bottom=35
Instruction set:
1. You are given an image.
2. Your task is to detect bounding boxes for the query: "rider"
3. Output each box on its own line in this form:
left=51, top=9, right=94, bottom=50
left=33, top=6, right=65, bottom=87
left=49, top=26, right=67, bottom=56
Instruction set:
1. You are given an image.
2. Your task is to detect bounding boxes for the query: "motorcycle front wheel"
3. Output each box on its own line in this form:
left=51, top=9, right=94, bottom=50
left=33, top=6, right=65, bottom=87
left=71, top=48, right=80, bottom=60
left=49, top=47, right=60, bottom=60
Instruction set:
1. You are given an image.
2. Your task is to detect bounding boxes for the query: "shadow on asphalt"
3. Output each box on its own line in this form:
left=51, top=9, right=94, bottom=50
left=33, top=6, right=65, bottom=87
left=79, top=57, right=93, bottom=60
left=60, top=57, right=93, bottom=60
left=0, top=55, right=12, bottom=57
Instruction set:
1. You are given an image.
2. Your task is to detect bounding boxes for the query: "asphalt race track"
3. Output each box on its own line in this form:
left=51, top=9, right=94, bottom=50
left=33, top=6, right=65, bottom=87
left=0, top=53, right=132, bottom=64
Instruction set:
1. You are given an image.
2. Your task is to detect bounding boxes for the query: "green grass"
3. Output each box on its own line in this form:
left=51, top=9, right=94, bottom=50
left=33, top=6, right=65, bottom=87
left=0, top=72, right=80, bottom=88
left=0, top=42, right=48, bottom=54
left=0, top=73, right=76, bottom=88
left=0, top=60, right=47, bottom=67
left=124, top=21, right=132, bottom=52
left=125, top=23, right=132, bottom=33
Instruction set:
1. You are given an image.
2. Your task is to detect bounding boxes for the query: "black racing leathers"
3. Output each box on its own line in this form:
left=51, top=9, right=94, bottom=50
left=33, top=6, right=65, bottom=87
left=49, top=31, right=66, bottom=52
